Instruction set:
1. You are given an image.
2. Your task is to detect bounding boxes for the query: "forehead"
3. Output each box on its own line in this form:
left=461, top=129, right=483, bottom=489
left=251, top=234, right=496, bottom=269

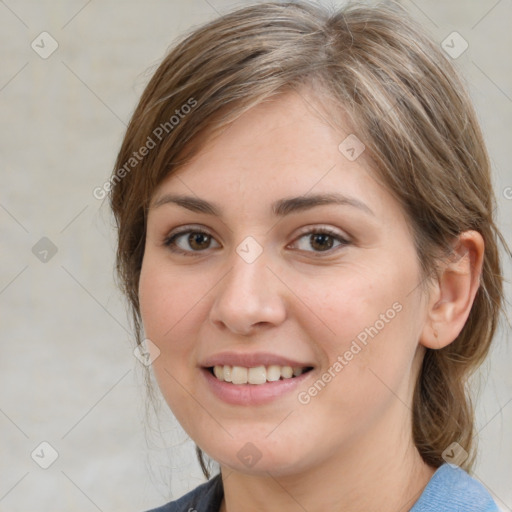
left=153, top=90, right=391, bottom=220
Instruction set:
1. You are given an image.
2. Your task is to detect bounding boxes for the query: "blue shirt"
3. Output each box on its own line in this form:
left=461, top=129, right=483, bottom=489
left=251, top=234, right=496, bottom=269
left=145, top=463, right=500, bottom=511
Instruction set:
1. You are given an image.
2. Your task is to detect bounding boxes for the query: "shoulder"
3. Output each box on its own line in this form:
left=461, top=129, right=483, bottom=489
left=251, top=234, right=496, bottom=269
left=143, top=474, right=223, bottom=512
left=411, top=463, right=500, bottom=511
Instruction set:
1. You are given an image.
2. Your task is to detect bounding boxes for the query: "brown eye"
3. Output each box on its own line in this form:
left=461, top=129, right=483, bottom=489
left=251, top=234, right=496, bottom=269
left=187, top=232, right=211, bottom=250
left=309, top=232, right=335, bottom=251
left=291, top=228, right=350, bottom=254
left=164, top=229, right=220, bottom=255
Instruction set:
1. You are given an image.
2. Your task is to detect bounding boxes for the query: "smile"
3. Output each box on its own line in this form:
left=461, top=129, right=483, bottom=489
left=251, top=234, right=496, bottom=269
left=209, top=364, right=314, bottom=385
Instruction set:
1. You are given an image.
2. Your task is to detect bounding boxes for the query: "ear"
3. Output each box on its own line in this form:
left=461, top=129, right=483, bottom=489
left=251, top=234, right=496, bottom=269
left=420, top=230, right=484, bottom=350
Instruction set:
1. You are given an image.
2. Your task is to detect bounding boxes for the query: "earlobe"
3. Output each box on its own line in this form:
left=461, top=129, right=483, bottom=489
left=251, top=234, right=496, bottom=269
left=420, top=231, right=484, bottom=350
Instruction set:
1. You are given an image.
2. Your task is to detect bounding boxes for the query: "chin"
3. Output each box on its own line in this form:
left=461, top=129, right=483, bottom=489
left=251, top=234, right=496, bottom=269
left=202, top=436, right=315, bottom=477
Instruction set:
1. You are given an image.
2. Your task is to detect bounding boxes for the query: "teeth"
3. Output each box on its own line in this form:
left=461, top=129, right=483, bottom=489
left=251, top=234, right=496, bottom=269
left=213, top=366, right=223, bottom=380
left=293, top=367, right=304, bottom=376
left=281, top=366, right=293, bottom=379
left=248, top=366, right=267, bottom=385
left=267, top=365, right=281, bottom=382
left=211, top=364, right=309, bottom=384
left=231, top=366, right=247, bottom=385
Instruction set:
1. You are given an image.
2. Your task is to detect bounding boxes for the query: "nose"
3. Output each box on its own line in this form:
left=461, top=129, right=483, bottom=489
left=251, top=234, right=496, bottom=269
left=208, top=247, right=287, bottom=336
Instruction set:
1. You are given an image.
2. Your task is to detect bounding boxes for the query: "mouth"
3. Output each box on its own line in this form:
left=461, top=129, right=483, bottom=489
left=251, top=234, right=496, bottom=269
left=207, top=364, right=314, bottom=385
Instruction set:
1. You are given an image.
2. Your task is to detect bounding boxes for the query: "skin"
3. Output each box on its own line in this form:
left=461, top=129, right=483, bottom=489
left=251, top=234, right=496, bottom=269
left=139, top=89, right=484, bottom=512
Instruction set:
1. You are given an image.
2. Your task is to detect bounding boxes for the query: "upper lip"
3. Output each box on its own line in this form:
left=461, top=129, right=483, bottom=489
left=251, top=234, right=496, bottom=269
left=201, top=352, right=314, bottom=368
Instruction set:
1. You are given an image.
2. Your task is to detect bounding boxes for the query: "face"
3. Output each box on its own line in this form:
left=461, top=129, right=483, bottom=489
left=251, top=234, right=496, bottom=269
left=139, top=90, right=428, bottom=477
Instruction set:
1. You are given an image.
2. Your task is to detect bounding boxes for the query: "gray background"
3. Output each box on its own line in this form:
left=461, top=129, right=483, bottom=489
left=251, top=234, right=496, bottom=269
left=1, top=1, right=511, bottom=511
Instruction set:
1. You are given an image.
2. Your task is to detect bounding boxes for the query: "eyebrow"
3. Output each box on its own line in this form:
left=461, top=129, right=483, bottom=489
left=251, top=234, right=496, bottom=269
left=151, top=192, right=374, bottom=217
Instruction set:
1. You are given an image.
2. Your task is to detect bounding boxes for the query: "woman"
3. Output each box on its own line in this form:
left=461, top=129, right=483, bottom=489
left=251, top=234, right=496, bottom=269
left=109, top=1, right=508, bottom=510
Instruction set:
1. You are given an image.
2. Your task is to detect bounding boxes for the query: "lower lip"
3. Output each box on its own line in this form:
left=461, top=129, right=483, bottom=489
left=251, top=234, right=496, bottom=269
left=201, top=367, right=312, bottom=406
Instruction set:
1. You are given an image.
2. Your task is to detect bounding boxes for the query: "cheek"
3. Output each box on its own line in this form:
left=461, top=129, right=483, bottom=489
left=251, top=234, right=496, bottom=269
left=138, top=259, right=202, bottom=388
left=139, top=259, right=207, bottom=431
left=139, top=258, right=200, bottom=343
left=301, top=261, right=422, bottom=401
left=304, top=268, right=407, bottom=345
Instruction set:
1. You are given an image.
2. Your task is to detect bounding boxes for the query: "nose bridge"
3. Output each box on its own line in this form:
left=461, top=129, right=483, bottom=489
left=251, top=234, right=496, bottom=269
left=209, top=240, right=286, bottom=334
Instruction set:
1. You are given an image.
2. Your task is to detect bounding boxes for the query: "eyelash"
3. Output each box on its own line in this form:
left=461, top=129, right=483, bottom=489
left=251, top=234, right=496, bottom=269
left=162, top=225, right=350, bottom=257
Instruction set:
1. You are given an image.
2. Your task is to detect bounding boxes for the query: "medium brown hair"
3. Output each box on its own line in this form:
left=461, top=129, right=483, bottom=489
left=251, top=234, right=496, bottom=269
left=109, top=0, right=509, bottom=478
